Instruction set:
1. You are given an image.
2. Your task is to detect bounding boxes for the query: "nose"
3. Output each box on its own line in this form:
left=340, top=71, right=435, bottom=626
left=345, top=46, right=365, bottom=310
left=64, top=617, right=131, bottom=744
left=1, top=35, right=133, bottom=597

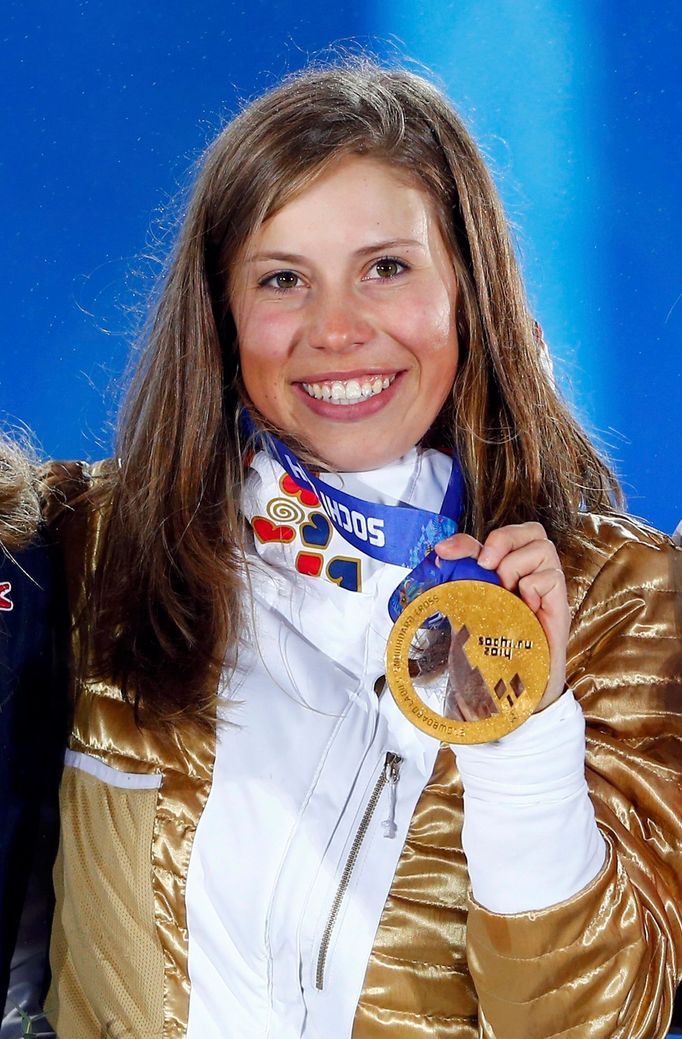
left=307, top=287, right=373, bottom=352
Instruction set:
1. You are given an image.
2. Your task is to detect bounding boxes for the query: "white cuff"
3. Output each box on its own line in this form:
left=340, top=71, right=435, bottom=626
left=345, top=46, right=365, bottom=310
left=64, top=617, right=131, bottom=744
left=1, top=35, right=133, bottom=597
left=455, top=690, right=605, bottom=914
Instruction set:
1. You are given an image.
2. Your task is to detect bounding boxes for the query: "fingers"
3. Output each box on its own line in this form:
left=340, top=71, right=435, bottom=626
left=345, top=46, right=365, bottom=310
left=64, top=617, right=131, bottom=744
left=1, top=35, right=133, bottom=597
left=477, top=523, right=548, bottom=571
left=517, top=567, right=566, bottom=616
left=436, top=523, right=550, bottom=569
left=436, top=524, right=564, bottom=607
left=435, top=522, right=570, bottom=715
left=434, top=532, right=483, bottom=561
left=491, top=539, right=562, bottom=594
left=482, top=532, right=569, bottom=645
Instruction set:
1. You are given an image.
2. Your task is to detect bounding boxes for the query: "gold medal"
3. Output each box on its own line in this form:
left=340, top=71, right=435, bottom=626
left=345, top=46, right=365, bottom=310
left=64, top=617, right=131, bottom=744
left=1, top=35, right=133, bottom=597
left=386, top=580, right=551, bottom=745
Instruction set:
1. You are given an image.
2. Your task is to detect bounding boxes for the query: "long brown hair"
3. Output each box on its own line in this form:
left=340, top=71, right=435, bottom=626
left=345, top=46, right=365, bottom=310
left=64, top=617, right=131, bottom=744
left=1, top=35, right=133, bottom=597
left=86, top=60, right=622, bottom=731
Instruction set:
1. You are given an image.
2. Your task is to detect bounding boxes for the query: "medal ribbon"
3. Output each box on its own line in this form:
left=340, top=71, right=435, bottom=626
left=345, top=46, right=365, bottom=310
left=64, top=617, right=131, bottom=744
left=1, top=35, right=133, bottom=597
left=241, top=412, right=499, bottom=624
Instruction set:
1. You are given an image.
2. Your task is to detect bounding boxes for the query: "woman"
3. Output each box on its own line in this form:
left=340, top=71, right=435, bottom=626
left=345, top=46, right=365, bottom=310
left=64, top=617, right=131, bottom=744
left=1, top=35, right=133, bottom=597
left=44, top=63, right=681, bottom=1038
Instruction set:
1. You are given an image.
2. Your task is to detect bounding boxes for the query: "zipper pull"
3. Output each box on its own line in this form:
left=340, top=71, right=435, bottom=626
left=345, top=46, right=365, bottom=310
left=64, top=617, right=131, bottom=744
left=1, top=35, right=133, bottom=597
left=381, top=752, right=402, bottom=839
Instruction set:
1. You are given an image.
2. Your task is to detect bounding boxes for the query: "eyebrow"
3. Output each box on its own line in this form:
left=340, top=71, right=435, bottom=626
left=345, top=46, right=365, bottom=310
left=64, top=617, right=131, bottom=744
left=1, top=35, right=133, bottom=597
left=248, top=239, right=426, bottom=264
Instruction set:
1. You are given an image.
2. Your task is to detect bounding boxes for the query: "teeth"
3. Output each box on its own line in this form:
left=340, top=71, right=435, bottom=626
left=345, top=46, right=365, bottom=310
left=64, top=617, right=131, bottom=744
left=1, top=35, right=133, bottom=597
left=301, top=374, right=396, bottom=404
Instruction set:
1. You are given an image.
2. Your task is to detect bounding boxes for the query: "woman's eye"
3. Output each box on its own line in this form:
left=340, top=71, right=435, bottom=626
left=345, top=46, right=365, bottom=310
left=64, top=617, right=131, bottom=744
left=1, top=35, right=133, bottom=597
left=368, top=257, right=408, bottom=280
left=260, top=270, right=302, bottom=291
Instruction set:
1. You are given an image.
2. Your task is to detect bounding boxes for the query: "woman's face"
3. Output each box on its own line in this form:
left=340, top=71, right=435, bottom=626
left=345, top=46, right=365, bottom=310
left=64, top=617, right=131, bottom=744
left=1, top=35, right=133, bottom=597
left=230, top=155, right=459, bottom=471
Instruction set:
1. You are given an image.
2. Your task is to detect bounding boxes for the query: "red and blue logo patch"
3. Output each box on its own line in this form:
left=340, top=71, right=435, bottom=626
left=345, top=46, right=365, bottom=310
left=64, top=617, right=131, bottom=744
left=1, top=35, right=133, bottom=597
left=0, top=581, right=13, bottom=611
left=252, top=476, right=362, bottom=591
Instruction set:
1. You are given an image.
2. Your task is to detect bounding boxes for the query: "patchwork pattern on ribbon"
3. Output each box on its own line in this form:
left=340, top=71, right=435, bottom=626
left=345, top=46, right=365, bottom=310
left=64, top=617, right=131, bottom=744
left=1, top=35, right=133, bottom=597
left=252, top=475, right=362, bottom=591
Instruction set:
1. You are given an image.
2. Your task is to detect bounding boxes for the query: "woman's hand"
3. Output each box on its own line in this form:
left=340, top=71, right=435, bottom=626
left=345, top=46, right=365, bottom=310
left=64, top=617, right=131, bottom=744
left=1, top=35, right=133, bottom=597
left=434, top=523, right=569, bottom=714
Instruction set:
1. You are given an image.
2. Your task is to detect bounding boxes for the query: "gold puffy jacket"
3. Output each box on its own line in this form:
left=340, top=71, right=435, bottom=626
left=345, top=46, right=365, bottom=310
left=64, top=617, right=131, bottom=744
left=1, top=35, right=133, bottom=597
left=45, top=465, right=682, bottom=1038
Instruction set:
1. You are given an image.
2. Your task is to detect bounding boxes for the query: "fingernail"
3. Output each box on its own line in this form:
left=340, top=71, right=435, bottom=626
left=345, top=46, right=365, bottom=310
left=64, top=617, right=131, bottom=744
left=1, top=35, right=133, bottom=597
left=478, top=550, right=494, bottom=569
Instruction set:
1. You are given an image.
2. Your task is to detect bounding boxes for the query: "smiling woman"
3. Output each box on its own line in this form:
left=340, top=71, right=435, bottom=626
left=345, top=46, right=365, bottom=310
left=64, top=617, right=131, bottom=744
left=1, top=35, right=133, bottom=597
left=32, top=61, right=682, bottom=1039
left=231, top=156, right=459, bottom=470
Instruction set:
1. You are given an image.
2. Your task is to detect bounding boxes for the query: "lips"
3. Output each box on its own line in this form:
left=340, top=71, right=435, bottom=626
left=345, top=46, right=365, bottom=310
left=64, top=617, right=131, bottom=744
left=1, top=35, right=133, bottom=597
left=300, top=373, right=397, bottom=404
left=292, top=370, right=404, bottom=422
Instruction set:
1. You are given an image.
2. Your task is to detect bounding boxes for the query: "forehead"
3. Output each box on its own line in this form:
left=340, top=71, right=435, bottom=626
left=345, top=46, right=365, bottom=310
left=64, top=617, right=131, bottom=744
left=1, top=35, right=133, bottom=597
left=247, top=155, right=442, bottom=253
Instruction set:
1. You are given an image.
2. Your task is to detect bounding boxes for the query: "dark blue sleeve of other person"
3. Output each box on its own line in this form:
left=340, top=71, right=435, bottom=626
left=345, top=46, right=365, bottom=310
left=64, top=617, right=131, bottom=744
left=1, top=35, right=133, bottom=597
left=0, top=537, right=68, bottom=1032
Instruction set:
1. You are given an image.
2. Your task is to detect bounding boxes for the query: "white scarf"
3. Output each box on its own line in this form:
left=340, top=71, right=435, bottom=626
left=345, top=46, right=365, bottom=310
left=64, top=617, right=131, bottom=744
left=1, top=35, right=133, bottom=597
left=240, top=446, right=453, bottom=684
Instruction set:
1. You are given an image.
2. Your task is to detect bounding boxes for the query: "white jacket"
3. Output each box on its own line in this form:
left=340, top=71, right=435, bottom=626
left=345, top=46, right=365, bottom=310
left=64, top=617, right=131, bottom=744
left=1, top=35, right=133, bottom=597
left=183, top=449, right=600, bottom=1038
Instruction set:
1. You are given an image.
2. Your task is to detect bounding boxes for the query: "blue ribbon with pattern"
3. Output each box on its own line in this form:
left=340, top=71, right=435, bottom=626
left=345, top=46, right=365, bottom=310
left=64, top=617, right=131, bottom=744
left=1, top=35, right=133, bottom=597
left=241, top=412, right=499, bottom=623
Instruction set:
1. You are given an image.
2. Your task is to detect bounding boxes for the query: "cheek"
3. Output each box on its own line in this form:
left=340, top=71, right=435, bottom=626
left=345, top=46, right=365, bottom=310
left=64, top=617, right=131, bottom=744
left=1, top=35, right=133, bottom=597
left=238, top=311, right=295, bottom=395
left=430, top=304, right=458, bottom=346
left=240, top=355, right=286, bottom=423
left=414, top=302, right=459, bottom=403
left=393, top=282, right=457, bottom=345
left=239, top=309, right=292, bottom=359
left=400, top=298, right=459, bottom=379
left=426, top=284, right=458, bottom=343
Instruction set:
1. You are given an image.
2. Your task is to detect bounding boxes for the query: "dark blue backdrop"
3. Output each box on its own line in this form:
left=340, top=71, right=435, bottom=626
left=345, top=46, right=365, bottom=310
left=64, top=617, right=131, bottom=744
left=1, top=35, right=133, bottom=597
left=2, top=1, right=680, bottom=530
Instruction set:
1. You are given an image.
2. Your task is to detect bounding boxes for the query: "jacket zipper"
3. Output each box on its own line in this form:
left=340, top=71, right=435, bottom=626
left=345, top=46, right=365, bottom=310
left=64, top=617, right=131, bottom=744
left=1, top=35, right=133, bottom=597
left=315, top=751, right=403, bottom=991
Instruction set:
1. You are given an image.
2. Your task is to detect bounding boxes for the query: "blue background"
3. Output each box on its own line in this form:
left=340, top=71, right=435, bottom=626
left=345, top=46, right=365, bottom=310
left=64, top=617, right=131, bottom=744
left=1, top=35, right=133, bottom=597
left=2, top=1, right=680, bottom=531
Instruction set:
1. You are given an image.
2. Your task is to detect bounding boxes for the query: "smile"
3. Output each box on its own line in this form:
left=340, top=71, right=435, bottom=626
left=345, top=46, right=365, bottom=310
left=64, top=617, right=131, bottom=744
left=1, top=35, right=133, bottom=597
left=300, top=374, right=397, bottom=405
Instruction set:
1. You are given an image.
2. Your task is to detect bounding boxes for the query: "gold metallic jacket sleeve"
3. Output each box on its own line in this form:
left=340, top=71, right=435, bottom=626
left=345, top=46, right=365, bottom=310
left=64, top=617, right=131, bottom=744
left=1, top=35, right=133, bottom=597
left=466, top=518, right=682, bottom=1038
